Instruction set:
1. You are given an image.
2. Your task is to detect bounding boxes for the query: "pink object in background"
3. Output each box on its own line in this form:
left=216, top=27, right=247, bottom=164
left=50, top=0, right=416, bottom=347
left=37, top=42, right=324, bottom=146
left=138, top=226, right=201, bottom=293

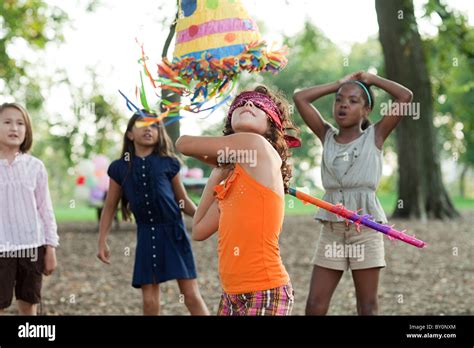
left=185, top=167, right=204, bottom=179
left=75, top=155, right=111, bottom=206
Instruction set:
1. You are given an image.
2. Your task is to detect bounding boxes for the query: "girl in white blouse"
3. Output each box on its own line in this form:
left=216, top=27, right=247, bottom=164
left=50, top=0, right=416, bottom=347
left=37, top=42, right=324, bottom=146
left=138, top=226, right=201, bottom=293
left=0, top=102, right=58, bottom=315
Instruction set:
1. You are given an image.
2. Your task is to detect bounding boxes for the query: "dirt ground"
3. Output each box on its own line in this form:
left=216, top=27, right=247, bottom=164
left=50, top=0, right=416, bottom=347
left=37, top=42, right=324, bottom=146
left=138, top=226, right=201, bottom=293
left=4, top=212, right=473, bottom=315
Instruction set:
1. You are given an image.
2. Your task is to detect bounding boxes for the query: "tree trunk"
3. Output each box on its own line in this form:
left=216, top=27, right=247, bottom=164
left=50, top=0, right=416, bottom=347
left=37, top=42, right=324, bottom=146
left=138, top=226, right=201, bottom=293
left=161, top=2, right=180, bottom=144
left=161, top=89, right=180, bottom=142
left=375, top=0, right=459, bottom=219
left=459, top=163, right=468, bottom=198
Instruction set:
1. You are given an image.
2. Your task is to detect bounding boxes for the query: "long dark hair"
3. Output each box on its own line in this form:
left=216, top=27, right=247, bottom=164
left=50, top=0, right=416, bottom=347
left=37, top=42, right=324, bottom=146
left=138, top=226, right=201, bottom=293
left=120, top=111, right=178, bottom=221
left=223, top=85, right=300, bottom=194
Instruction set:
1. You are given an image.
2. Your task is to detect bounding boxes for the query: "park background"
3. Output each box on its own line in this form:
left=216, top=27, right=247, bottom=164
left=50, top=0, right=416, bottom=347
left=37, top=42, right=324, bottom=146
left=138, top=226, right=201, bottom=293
left=1, top=0, right=473, bottom=314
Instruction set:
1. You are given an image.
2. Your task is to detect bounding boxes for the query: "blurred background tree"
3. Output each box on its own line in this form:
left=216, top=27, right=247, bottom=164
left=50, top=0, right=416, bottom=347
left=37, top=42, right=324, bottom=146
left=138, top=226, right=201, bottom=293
left=424, top=0, right=474, bottom=199
left=1, top=0, right=124, bottom=205
left=375, top=0, right=474, bottom=219
left=0, top=0, right=68, bottom=108
left=1, top=0, right=472, bottom=221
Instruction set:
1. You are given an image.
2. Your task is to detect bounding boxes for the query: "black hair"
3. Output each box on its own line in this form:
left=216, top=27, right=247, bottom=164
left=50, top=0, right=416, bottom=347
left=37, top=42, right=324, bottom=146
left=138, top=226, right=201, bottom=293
left=340, top=81, right=375, bottom=130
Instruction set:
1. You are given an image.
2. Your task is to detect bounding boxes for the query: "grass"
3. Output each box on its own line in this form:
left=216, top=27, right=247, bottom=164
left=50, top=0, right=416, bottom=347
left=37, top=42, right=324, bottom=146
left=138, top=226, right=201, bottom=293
left=54, top=192, right=474, bottom=222
left=55, top=206, right=100, bottom=222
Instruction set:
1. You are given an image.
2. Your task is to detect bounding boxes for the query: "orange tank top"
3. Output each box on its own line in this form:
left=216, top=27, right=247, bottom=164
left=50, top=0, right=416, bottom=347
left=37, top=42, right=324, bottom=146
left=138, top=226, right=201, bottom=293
left=214, top=163, right=290, bottom=294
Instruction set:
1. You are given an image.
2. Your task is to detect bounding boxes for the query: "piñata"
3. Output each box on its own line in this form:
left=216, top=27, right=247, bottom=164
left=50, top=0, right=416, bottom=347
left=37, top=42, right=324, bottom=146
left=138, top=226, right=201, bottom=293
left=122, top=0, right=288, bottom=126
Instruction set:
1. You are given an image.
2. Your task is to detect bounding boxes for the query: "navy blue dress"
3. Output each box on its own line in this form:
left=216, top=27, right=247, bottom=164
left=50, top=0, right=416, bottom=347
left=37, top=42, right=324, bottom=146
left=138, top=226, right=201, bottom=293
left=107, top=154, right=197, bottom=288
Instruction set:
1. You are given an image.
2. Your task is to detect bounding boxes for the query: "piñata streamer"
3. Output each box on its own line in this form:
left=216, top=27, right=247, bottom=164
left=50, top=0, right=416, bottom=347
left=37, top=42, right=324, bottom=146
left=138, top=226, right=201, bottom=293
left=121, top=0, right=289, bottom=127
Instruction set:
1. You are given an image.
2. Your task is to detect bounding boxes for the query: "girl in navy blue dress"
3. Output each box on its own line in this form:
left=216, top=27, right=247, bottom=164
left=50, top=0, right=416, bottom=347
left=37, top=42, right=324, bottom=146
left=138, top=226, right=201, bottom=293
left=97, top=111, right=209, bottom=315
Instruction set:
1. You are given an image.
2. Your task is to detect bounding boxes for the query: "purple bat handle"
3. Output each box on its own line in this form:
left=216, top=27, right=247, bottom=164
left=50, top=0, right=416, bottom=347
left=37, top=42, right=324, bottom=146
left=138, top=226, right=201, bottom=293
left=346, top=212, right=426, bottom=248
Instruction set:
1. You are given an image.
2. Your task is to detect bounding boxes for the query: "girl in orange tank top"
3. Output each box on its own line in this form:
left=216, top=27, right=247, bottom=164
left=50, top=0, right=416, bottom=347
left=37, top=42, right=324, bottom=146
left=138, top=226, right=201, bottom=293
left=176, top=86, right=301, bottom=315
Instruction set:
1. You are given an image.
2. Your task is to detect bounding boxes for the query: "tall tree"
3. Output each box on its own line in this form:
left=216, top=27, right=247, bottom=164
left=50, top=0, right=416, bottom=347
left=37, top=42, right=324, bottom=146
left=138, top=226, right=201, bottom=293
left=375, top=0, right=459, bottom=219
left=424, top=0, right=474, bottom=198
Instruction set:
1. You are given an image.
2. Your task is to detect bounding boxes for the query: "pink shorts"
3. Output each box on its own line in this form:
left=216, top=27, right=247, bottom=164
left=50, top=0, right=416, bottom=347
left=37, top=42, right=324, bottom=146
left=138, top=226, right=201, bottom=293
left=217, top=283, right=294, bottom=316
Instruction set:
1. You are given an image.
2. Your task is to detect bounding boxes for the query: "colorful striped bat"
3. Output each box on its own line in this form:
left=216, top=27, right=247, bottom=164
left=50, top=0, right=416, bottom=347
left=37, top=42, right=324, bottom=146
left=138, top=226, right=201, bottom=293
left=288, top=188, right=426, bottom=248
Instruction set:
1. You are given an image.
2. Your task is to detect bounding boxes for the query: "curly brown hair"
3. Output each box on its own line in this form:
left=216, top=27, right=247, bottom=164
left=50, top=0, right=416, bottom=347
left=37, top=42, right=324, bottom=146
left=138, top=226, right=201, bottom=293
left=222, top=85, right=300, bottom=193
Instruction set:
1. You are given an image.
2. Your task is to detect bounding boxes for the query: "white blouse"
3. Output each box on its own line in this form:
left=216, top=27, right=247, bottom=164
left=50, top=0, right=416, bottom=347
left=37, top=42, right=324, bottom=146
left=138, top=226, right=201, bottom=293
left=0, top=153, right=59, bottom=252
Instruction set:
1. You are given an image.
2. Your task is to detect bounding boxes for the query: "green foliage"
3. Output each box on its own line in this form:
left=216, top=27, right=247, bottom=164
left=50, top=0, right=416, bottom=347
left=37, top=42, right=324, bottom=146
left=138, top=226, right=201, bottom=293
left=0, top=0, right=68, bottom=111
left=34, top=82, right=125, bottom=205
left=0, top=0, right=68, bottom=90
left=2, top=1, right=472, bottom=212
left=423, top=0, right=474, bottom=193
left=1, top=1, right=124, bottom=205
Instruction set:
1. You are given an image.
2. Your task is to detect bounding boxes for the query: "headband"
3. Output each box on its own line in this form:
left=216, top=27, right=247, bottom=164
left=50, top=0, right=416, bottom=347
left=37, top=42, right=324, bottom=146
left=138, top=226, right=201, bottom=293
left=227, top=91, right=301, bottom=148
left=344, top=80, right=372, bottom=108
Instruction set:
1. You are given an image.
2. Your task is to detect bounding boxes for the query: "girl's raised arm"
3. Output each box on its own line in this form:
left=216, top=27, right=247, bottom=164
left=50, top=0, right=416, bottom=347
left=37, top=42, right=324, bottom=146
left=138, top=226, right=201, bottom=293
left=365, top=74, right=413, bottom=148
left=293, top=72, right=369, bottom=143
left=176, top=132, right=265, bottom=161
left=293, top=82, right=343, bottom=143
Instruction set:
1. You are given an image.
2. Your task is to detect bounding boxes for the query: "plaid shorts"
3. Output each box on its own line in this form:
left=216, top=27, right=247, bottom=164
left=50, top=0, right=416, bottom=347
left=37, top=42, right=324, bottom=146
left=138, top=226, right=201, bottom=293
left=217, top=283, right=294, bottom=316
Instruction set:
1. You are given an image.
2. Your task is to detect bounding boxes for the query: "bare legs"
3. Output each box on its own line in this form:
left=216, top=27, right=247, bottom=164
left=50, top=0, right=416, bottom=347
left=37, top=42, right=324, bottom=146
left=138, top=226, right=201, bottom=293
left=177, top=279, right=209, bottom=315
left=305, top=266, right=343, bottom=315
left=305, top=265, right=381, bottom=315
left=141, top=279, right=209, bottom=315
left=352, top=268, right=381, bottom=315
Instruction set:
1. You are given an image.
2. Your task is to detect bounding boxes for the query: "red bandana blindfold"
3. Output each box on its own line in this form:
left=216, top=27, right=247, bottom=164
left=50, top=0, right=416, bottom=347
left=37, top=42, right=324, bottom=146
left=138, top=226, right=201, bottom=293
left=227, top=91, right=301, bottom=148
